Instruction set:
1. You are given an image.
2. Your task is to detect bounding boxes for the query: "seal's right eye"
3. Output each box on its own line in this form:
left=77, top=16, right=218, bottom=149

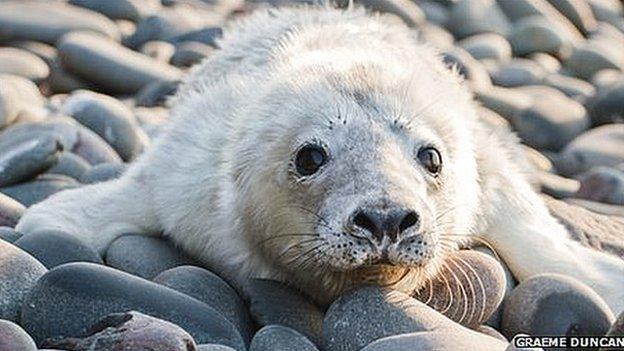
left=295, top=144, right=327, bottom=176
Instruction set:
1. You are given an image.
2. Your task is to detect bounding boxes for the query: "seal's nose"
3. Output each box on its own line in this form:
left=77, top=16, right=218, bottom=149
left=352, top=207, right=419, bottom=241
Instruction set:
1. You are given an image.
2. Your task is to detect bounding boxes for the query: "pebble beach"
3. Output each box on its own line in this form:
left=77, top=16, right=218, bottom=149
left=0, top=0, right=624, bottom=350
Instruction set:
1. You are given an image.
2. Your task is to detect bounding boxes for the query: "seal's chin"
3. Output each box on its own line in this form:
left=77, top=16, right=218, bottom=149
left=352, top=264, right=412, bottom=286
left=348, top=260, right=439, bottom=295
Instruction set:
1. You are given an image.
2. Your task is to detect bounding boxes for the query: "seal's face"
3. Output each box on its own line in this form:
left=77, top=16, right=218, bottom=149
left=234, top=59, right=480, bottom=292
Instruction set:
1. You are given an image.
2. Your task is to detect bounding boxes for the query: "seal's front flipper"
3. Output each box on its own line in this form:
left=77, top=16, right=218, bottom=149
left=17, top=168, right=160, bottom=255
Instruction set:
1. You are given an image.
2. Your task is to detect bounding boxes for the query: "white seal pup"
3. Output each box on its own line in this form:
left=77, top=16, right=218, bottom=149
left=18, top=5, right=624, bottom=311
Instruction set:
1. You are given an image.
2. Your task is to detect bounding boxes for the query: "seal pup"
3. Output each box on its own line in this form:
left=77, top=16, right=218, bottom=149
left=18, top=4, right=624, bottom=312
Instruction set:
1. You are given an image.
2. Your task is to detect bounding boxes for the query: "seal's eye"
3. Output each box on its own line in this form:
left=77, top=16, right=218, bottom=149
left=417, top=147, right=442, bottom=175
left=295, top=144, right=327, bottom=176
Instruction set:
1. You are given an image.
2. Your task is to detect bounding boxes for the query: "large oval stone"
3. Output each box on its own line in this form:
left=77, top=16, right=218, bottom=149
left=21, top=262, right=245, bottom=349
left=501, top=273, right=614, bottom=340
left=58, top=31, right=181, bottom=94
left=155, top=266, right=253, bottom=344
left=15, top=230, right=103, bottom=269
left=105, top=235, right=198, bottom=279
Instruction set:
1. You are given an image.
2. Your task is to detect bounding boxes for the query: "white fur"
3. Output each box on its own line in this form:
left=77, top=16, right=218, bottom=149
left=18, top=5, right=624, bottom=312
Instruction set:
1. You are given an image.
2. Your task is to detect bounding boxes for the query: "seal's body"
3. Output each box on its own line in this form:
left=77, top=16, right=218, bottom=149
left=18, top=5, right=624, bottom=311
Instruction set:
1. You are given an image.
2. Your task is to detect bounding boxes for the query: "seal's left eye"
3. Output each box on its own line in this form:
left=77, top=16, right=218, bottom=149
left=417, top=147, right=442, bottom=175
left=295, top=144, right=327, bottom=176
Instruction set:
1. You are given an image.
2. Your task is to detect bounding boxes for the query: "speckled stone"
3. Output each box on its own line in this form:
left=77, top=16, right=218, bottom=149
left=359, top=329, right=507, bottom=351
left=15, top=230, right=103, bottom=269
left=322, top=287, right=499, bottom=351
left=0, top=240, right=46, bottom=322
left=0, top=319, right=37, bottom=351
left=105, top=234, right=198, bottom=279
left=250, top=325, right=319, bottom=351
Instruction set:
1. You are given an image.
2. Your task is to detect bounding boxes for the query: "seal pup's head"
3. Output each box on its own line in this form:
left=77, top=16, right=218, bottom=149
left=230, top=16, right=481, bottom=303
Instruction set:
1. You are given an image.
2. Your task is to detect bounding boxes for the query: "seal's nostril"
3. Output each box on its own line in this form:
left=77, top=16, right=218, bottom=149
left=353, top=211, right=379, bottom=235
left=398, top=211, right=419, bottom=233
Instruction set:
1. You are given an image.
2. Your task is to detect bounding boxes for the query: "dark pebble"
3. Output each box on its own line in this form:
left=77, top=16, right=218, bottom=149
left=0, top=136, right=63, bottom=187
left=46, top=153, right=90, bottom=180
left=575, top=166, right=624, bottom=205
left=79, top=163, right=127, bottom=184
left=0, top=174, right=81, bottom=207
left=105, top=234, right=198, bottom=279
left=68, top=0, right=161, bottom=21
left=0, top=226, right=22, bottom=243
left=198, top=345, right=236, bottom=351
left=15, top=230, right=103, bottom=269
left=154, top=266, right=253, bottom=344
left=58, top=32, right=181, bottom=95
left=170, top=27, right=223, bottom=47
left=21, top=262, right=245, bottom=349
left=123, top=7, right=210, bottom=49
left=442, top=47, right=492, bottom=91
left=511, top=87, right=589, bottom=151
left=501, top=273, right=614, bottom=343
left=135, top=80, right=180, bottom=107
left=171, top=41, right=213, bottom=67
left=61, top=91, right=146, bottom=161
left=243, top=279, right=324, bottom=346
left=0, top=1, right=119, bottom=44
left=585, top=81, right=624, bottom=125
left=0, top=117, right=122, bottom=166
left=555, top=124, right=624, bottom=176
